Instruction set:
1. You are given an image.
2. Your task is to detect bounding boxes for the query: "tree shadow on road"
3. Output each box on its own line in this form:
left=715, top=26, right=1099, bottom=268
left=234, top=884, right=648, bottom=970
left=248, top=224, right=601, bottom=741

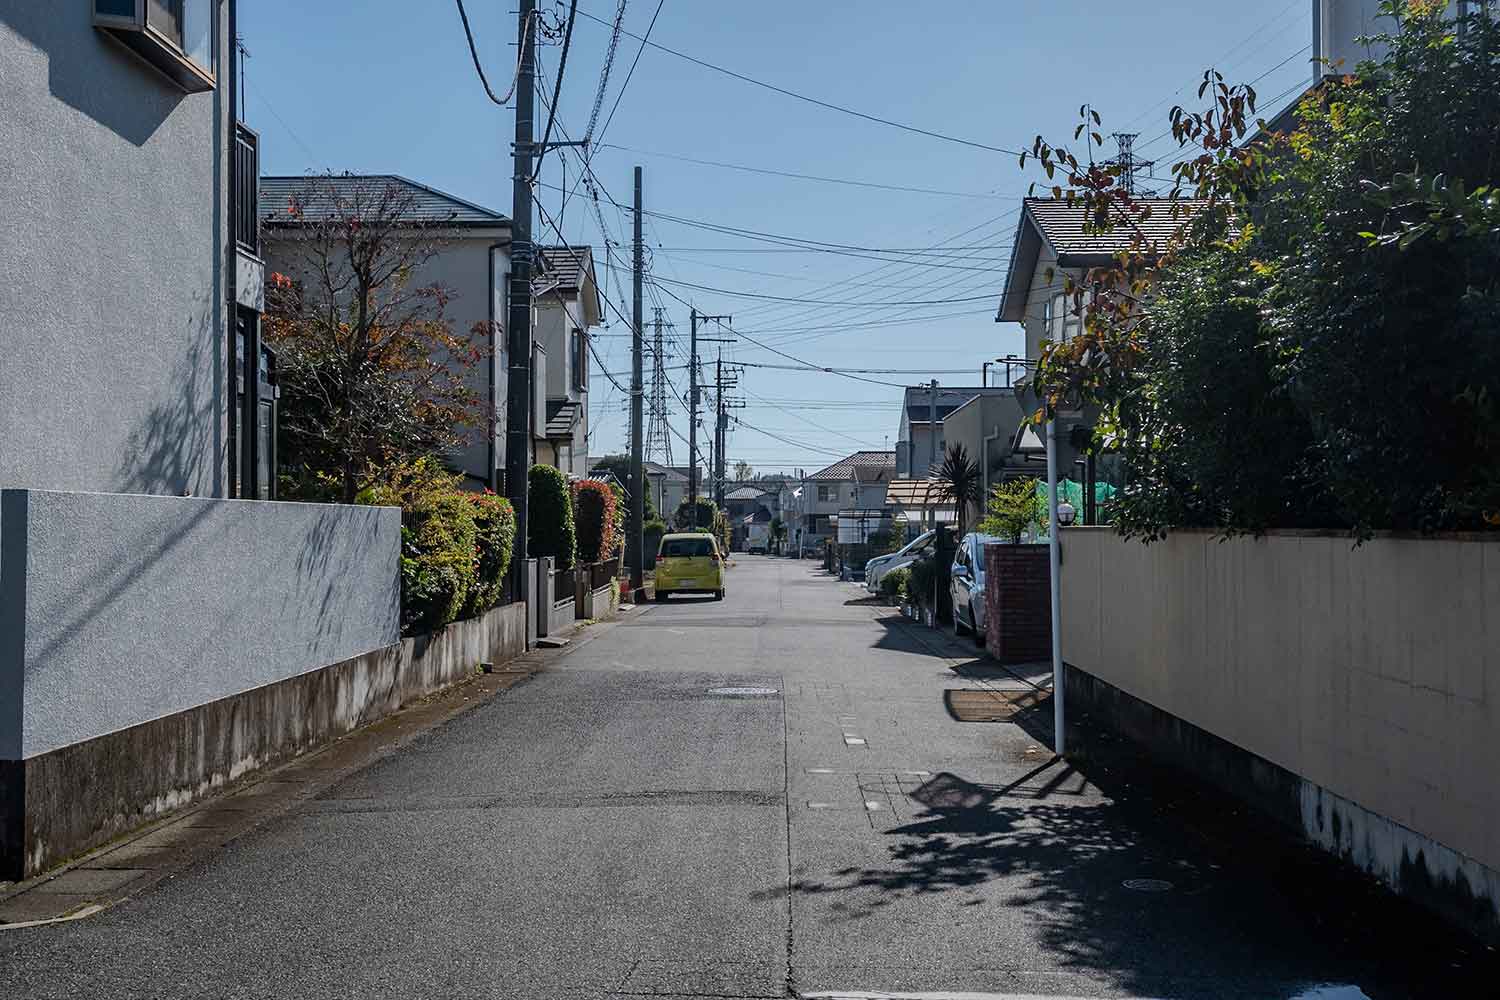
left=761, top=699, right=1499, bottom=999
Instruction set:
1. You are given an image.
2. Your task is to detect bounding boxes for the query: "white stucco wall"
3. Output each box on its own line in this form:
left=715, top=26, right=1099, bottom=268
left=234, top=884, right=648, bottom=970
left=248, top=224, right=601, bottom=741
left=0, top=489, right=400, bottom=760
left=0, top=6, right=231, bottom=497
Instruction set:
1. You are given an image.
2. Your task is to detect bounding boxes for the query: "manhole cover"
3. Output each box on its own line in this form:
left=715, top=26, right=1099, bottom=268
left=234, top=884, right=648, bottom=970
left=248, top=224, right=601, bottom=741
left=944, top=688, right=1047, bottom=723
left=1122, top=878, right=1174, bottom=892
left=708, top=686, right=779, bottom=697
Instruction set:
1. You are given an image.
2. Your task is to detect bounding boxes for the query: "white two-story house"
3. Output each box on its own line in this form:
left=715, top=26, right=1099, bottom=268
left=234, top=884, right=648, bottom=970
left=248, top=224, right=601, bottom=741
left=534, top=246, right=601, bottom=479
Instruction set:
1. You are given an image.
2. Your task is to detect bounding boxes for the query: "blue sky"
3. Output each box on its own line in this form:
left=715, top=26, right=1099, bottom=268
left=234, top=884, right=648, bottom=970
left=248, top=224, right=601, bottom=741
left=241, top=0, right=1314, bottom=476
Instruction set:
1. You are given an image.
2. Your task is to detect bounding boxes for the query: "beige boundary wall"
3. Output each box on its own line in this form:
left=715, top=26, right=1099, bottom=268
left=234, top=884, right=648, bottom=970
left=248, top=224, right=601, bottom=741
left=1060, top=528, right=1500, bottom=938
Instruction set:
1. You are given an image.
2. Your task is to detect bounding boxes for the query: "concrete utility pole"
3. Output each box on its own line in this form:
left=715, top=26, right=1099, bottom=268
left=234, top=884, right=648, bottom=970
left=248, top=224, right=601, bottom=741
left=688, top=310, right=731, bottom=508
left=689, top=309, right=698, bottom=506
left=712, top=350, right=743, bottom=510
left=927, top=380, right=939, bottom=527
left=629, top=166, right=645, bottom=595
left=505, top=0, right=538, bottom=604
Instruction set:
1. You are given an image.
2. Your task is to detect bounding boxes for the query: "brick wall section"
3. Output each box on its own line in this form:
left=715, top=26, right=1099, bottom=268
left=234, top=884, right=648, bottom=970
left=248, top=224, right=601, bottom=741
left=984, top=543, right=1052, bottom=664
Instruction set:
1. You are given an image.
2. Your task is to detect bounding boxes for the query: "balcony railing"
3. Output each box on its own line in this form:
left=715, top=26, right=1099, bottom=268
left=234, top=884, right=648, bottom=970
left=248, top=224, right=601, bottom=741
left=234, top=123, right=259, bottom=255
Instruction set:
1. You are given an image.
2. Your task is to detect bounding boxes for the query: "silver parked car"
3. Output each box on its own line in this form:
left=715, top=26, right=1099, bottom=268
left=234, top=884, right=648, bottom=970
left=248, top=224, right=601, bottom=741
left=951, top=532, right=1002, bottom=642
left=864, top=530, right=936, bottom=593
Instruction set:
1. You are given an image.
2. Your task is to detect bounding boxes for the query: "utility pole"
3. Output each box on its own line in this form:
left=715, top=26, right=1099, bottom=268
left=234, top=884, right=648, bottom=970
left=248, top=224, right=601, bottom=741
left=506, top=0, right=538, bottom=607
left=689, top=313, right=732, bottom=508
left=927, top=380, right=939, bottom=526
left=712, top=349, right=744, bottom=510
left=629, top=166, right=645, bottom=596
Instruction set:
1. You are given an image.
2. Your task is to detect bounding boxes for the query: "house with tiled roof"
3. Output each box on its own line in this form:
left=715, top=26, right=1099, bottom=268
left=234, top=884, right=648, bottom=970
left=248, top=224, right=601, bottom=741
left=996, top=197, right=1209, bottom=364
left=261, top=174, right=512, bottom=490
left=788, top=450, right=895, bottom=551
left=533, top=246, right=601, bottom=478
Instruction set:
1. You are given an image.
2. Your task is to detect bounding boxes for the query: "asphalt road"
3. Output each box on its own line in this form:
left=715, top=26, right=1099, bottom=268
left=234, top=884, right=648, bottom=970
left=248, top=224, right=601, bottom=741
left=0, top=558, right=1492, bottom=998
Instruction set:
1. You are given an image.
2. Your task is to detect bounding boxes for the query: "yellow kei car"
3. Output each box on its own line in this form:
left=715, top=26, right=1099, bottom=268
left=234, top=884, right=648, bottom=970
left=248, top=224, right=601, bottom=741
left=654, top=533, right=726, bottom=602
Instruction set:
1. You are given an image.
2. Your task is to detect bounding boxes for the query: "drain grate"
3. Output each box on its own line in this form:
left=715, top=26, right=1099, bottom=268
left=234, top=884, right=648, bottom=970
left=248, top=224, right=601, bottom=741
left=708, top=686, right=779, bottom=697
left=944, top=688, right=1047, bottom=723
left=1122, top=878, right=1174, bottom=892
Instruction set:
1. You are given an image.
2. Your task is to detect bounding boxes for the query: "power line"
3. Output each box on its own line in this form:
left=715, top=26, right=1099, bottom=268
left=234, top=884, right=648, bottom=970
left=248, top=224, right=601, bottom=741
left=594, top=0, right=667, bottom=146
left=582, top=0, right=628, bottom=143
left=610, top=266, right=998, bottom=307
left=532, top=0, right=579, bottom=181
left=573, top=7, right=1024, bottom=156
left=454, top=0, right=526, bottom=105
left=597, top=143, right=1013, bottom=199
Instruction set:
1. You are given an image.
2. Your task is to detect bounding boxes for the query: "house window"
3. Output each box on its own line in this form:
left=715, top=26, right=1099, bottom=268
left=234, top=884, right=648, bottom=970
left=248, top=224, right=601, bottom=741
left=817, top=484, right=837, bottom=503
left=571, top=327, right=587, bottom=392
left=1047, top=293, right=1083, bottom=343
left=94, top=0, right=217, bottom=92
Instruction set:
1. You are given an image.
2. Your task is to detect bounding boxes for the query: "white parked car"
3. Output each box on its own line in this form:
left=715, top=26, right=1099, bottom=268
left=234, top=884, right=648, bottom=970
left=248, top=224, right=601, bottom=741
left=951, top=532, right=1002, bottom=642
left=864, top=530, right=936, bottom=593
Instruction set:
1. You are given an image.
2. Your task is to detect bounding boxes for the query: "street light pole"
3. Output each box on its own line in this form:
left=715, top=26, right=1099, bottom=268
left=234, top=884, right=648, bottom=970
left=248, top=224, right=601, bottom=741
left=1046, top=410, right=1065, bottom=756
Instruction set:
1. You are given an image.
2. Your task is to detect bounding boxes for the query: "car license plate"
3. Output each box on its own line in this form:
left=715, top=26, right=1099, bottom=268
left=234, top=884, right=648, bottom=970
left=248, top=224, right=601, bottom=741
left=679, top=580, right=699, bottom=588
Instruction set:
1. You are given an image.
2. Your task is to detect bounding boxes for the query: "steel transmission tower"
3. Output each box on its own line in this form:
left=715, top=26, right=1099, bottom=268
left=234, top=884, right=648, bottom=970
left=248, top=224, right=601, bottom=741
left=645, top=307, right=673, bottom=465
left=1107, top=133, right=1155, bottom=196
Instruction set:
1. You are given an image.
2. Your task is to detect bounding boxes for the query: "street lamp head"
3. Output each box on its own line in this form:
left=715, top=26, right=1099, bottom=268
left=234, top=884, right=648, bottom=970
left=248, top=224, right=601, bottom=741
left=1057, top=499, right=1077, bottom=527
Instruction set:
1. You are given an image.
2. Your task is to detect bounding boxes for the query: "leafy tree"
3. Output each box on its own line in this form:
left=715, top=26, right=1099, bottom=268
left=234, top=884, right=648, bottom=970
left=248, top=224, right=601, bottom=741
left=642, top=519, right=668, bottom=569
left=591, top=454, right=657, bottom=523
left=528, top=464, right=576, bottom=571
left=933, top=444, right=982, bottom=537
left=265, top=175, right=488, bottom=503
left=1021, top=3, right=1500, bottom=537
left=732, top=460, right=754, bottom=482
left=980, top=477, right=1047, bottom=544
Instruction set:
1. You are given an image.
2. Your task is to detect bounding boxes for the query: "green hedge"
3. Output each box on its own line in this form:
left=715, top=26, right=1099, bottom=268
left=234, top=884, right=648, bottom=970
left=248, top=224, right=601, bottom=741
left=529, top=464, right=576, bottom=571
left=572, top=479, right=618, bottom=564
left=643, top=518, right=668, bottom=569
left=673, top=496, right=717, bottom=531
left=463, top=491, right=516, bottom=618
left=881, top=566, right=911, bottom=600
left=361, top=458, right=478, bottom=637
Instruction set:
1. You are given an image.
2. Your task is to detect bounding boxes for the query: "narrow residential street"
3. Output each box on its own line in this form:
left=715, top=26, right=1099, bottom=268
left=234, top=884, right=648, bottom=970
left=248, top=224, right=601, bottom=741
left=0, top=559, right=1489, bottom=999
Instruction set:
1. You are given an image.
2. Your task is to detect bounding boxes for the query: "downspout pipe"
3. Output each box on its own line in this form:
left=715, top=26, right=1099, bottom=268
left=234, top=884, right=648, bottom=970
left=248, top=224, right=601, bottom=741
left=225, top=0, right=238, bottom=499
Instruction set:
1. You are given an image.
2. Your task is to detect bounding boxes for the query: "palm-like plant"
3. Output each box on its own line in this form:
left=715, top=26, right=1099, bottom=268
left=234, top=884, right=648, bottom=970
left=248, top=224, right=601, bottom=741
left=933, top=443, right=982, bottom=537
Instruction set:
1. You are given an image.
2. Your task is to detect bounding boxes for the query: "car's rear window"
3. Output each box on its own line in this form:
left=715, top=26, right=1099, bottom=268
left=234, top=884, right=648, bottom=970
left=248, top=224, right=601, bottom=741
left=661, top=537, right=715, bottom=558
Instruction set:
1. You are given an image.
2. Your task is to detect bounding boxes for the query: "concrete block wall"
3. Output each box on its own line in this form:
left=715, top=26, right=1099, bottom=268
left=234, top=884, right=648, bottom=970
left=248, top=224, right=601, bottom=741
left=984, top=543, right=1052, bottom=663
left=1059, top=527, right=1500, bottom=941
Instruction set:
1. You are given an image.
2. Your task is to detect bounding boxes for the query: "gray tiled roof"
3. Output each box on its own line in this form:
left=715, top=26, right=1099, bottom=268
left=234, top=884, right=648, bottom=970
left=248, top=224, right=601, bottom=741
left=1023, top=197, right=1207, bottom=260
left=807, top=450, right=896, bottom=482
left=997, top=196, right=1212, bottom=323
left=537, top=246, right=595, bottom=291
left=903, top=387, right=1004, bottom=422
left=260, top=175, right=509, bottom=227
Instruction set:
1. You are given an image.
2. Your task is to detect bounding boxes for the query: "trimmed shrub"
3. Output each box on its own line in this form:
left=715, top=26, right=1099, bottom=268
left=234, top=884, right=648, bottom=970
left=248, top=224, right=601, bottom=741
left=673, top=496, right=717, bottom=531
left=463, top=491, right=516, bottom=618
left=528, top=464, right=576, bottom=571
left=906, top=557, right=936, bottom=610
left=643, top=518, right=668, bottom=569
left=882, top=566, right=911, bottom=600
left=361, top=458, right=478, bottom=636
left=572, top=479, right=618, bottom=564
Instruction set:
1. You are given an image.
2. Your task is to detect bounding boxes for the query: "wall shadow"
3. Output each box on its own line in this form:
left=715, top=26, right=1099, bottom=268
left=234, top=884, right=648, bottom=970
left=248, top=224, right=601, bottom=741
left=116, top=301, right=220, bottom=496
left=6, top=6, right=184, bottom=147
